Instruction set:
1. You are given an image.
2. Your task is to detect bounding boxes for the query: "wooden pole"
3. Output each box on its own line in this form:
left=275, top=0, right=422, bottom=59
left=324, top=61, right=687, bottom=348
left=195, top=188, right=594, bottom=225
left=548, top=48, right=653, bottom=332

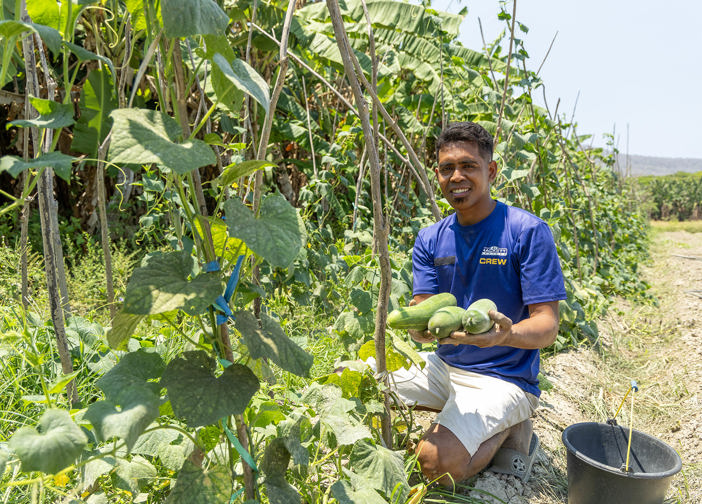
left=326, top=0, right=393, bottom=447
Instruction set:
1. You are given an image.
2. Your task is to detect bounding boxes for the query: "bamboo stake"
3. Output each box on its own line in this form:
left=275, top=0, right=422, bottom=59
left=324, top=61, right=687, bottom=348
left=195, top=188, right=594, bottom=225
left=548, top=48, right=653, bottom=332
left=35, top=32, right=71, bottom=316
left=96, top=134, right=116, bottom=319
left=20, top=4, right=77, bottom=405
left=326, top=0, right=393, bottom=447
left=301, top=75, right=318, bottom=178
left=494, top=0, right=518, bottom=146
left=353, top=146, right=367, bottom=231
left=19, top=5, right=39, bottom=312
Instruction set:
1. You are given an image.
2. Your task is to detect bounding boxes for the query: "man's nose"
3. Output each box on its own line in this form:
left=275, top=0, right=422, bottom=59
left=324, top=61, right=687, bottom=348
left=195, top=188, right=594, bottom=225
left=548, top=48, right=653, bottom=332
left=449, top=167, right=465, bottom=181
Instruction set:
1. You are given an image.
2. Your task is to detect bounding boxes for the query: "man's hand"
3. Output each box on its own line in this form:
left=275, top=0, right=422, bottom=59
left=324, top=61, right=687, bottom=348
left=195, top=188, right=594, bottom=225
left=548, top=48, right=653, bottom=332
left=407, top=294, right=437, bottom=344
left=438, top=310, right=513, bottom=347
left=408, top=327, right=437, bottom=344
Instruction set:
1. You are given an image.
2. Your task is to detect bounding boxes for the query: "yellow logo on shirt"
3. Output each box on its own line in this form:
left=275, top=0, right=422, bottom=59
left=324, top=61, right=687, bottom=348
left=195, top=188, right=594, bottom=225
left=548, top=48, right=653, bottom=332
left=480, top=257, right=507, bottom=265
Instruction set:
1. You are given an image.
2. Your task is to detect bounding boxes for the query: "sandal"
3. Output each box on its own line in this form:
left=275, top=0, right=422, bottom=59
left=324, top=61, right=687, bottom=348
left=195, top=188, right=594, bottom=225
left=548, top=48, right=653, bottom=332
left=488, top=433, right=539, bottom=483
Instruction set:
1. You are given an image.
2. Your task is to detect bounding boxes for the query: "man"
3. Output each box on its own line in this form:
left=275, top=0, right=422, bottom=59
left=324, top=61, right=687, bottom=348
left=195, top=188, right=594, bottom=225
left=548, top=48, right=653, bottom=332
left=395, top=121, right=566, bottom=486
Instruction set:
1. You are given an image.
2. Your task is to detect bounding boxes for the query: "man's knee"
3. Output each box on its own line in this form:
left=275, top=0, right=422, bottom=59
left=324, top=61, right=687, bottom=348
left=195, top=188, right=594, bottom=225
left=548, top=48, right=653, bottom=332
left=415, top=425, right=473, bottom=485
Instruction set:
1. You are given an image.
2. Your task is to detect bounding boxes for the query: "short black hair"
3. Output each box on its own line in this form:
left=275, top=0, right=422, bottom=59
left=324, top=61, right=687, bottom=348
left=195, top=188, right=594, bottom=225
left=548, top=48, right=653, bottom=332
left=435, top=122, right=493, bottom=161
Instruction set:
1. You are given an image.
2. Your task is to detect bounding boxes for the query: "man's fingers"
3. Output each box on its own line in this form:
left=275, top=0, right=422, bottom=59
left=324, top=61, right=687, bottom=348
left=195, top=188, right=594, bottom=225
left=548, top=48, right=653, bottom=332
left=408, top=328, right=435, bottom=343
left=489, top=310, right=513, bottom=328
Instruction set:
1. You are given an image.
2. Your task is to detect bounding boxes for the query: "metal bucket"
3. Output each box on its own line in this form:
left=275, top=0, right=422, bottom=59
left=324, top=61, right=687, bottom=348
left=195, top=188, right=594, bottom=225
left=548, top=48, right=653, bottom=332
left=561, top=422, right=682, bottom=504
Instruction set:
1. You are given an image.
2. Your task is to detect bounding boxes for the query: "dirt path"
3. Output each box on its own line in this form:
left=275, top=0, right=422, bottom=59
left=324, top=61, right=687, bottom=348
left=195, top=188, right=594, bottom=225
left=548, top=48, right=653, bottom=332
left=463, top=229, right=702, bottom=503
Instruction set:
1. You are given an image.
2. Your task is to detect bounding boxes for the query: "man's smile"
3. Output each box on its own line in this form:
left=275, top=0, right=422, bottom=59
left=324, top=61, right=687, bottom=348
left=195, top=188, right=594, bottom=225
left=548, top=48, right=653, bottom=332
left=450, top=186, right=471, bottom=197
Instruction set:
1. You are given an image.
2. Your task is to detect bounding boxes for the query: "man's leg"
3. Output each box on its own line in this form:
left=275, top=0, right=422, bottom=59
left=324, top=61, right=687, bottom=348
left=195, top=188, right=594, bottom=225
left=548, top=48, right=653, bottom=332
left=415, top=419, right=533, bottom=486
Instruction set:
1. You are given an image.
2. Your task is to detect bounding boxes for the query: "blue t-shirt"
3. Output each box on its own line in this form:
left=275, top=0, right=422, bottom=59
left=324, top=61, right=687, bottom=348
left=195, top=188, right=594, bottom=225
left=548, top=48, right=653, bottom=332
left=412, top=200, right=567, bottom=396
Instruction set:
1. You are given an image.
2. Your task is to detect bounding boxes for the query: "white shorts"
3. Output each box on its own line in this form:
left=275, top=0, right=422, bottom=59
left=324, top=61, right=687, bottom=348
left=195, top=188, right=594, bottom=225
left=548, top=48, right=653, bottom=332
left=373, top=352, right=539, bottom=456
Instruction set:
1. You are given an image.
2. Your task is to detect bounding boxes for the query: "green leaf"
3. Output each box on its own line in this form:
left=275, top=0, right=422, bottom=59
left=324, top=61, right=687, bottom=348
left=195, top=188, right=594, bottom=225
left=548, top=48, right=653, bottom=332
left=194, top=217, right=251, bottom=265
left=161, top=0, right=229, bottom=38
left=10, top=96, right=74, bottom=129
left=334, top=311, right=373, bottom=340
left=520, top=182, right=541, bottom=199
left=70, top=68, right=117, bottom=158
left=357, top=340, right=406, bottom=373
left=201, top=35, right=243, bottom=113
left=113, top=455, right=157, bottom=495
left=131, top=427, right=194, bottom=471
left=331, top=479, right=387, bottom=504
left=122, top=250, right=222, bottom=316
left=108, top=108, right=215, bottom=174
left=502, top=167, right=530, bottom=182
left=106, top=310, right=145, bottom=350
left=80, top=447, right=117, bottom=490
left=224, top=193, right=306, bottom=269
left=125, top=0, right=148, bottom=31
left=47, top=370, right=80, bottom=394
left=84, top=386, right=160, bottom=451
left=0, top=444, right=10, bottom=477
left=9, top=409, right=87, bottom=474
left=165, top=462, right=232, bottom=504
left=0, top=20, right=60, bottom=54
left=212, top=53, right=270, bottom=114
left=0, top=152, right=75, bottom=181
left=350, top=288, right=372, bottom=314
left=96, top=348, right=165, bottom=402
left=234, top=310, right=313, bottom=378
left=262, top=440, right=301, bottom=504
left=63, top=41, right=117, bottom=79
left=348, top=440, right=409, bottom=501
left=219, top=160, right=276, bottom=187
left=160, top=350, right=260, bottom=427
left=390, top=333, right=425, bottom=370
left=65, top=315, right=104, bottom=350
left=302, top=384, right=371, bottom=446
left=277, top=415, right=310, bottom=466
left=0, top=19, right=33, bottom=38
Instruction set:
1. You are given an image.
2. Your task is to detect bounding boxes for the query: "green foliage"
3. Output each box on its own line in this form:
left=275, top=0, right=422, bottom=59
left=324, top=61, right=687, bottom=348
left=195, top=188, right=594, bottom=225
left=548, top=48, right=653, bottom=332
left=0, top=0, right=658, bottom=501
left=636, top=171, right=702, bottom=221
left=9, top=409, right=87, bottom=474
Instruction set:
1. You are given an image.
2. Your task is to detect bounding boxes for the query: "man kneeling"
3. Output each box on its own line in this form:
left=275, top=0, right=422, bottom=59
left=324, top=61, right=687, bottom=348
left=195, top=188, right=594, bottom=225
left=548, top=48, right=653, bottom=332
left=393, top=122, right=565, bottom=485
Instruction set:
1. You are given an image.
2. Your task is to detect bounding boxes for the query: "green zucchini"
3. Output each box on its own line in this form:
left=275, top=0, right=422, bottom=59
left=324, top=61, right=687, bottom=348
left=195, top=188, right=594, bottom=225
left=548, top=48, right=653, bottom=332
left=428, top=306, right=466, bottom=339
left=462, top=298, right=497, bottom=334
left=387, top=292, right=457, bottom=330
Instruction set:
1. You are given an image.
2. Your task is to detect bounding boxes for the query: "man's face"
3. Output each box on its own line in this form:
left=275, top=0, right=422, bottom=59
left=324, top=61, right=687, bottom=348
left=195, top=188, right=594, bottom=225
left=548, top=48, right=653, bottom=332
left=435, top=141, right=497, bottom=223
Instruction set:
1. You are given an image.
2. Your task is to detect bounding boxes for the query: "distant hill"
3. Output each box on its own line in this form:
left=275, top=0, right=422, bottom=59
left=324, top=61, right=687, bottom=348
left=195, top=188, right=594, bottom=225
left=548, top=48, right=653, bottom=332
left=612, top=153, right=702, bottom=177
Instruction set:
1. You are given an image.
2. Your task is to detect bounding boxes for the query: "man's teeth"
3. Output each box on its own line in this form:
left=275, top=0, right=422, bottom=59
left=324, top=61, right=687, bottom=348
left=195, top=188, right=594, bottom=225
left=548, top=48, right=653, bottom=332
left=451, top=188, right=470, bottom=194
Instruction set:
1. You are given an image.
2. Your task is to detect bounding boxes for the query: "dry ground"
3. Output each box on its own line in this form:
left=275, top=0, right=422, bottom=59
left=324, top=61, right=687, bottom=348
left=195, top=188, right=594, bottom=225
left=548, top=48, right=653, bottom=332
left=418, top=226, right=702, bottom=503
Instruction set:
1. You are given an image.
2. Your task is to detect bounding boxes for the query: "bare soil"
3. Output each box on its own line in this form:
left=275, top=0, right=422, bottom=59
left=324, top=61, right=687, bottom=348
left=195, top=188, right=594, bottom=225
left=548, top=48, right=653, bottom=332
left=418, top=228, right=702, bottom=503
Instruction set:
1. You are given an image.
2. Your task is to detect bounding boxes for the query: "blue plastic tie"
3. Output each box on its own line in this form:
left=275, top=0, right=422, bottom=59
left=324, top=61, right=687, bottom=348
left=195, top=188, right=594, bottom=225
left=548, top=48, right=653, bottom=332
left=214, top=255, right=245, bottom=325
left=220, top=419, right=258, bottom=473
left=630, top=380, right=639, bottom=392
left=204, top=260, right=221, bottom=273
left=229, top=487, right=244, bottom=503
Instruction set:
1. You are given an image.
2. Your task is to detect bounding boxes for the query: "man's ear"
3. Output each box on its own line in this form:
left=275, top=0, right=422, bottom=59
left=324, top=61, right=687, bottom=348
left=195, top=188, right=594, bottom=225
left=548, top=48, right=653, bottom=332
left=488, top=160, right=498, bottom=183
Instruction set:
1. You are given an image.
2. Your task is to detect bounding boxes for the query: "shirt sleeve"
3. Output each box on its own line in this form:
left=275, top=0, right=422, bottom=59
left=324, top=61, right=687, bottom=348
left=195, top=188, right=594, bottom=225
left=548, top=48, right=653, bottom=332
left=516, top=221, right=567, bottom=305
left=412, top=230, right=439, bottom=296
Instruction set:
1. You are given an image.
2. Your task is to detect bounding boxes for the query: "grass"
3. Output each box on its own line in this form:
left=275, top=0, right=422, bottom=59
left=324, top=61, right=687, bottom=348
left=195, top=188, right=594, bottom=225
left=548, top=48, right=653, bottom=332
left=570, top=227, right=701, bottom=503
left=649, top=220, right=702, bottom=234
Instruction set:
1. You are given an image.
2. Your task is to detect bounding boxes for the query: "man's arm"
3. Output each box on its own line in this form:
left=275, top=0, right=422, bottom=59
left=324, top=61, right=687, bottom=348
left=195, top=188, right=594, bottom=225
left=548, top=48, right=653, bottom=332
left=440, top=300, right=560, bottom=349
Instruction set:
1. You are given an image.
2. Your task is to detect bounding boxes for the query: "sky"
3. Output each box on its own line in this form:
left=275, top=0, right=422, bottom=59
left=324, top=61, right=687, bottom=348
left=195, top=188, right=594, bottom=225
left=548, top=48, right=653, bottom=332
left=432, top=0, right=702, bottom=159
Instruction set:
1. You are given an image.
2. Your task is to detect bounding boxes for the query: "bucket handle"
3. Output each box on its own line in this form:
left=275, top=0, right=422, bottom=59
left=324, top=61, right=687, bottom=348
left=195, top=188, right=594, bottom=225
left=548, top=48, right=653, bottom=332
left=606, top=380, right=639, bottom=472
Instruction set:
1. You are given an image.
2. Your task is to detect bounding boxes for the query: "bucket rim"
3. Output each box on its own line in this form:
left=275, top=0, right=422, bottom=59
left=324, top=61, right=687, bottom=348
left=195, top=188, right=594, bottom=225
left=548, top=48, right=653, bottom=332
left=561, top=422, right=682, bottom=480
